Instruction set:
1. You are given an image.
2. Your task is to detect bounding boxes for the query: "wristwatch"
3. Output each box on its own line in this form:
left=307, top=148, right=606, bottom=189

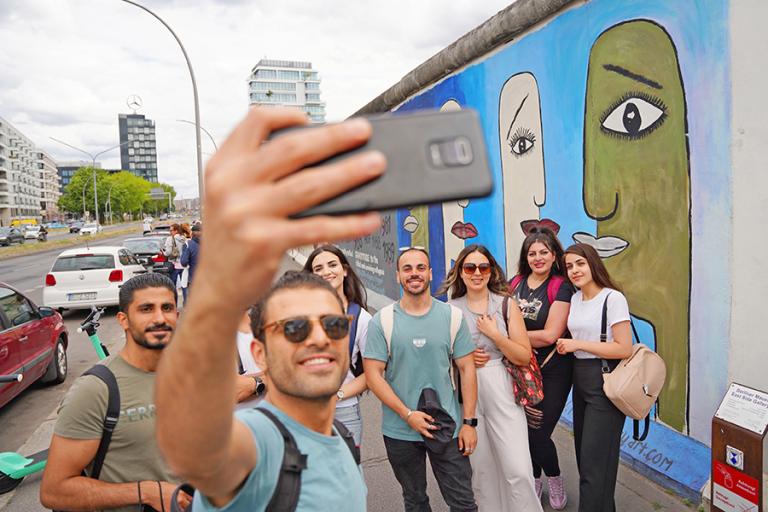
left=336, top=389, right=345, bottom=400
left=252, top=376, right=266, bottom=397
left=462, top=418, right=478, bottom=427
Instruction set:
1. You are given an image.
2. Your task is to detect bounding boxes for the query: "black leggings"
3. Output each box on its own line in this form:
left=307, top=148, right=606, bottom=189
left=527, top=348, right=573, bottom=478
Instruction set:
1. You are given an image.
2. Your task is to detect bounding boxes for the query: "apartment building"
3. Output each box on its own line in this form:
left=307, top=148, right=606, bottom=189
left=37, top=150, right=61, bottom=221
left=0, top=116, right=42, bottom=226
left=247, top=59, right=326, bottom=123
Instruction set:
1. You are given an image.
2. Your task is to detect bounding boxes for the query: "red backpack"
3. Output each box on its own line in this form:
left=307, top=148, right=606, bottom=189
left=509, top=274, right=565, bottom=304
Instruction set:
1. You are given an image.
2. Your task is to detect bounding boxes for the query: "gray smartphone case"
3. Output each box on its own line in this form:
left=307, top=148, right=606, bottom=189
left=291, top=109, right=494, bottom=217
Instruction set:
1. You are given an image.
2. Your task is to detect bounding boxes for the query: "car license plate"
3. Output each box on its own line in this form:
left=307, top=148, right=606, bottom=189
left=68, top=292, right=97, bottom=301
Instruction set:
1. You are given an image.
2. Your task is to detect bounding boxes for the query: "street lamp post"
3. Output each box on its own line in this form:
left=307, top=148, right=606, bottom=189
left=49, top=138, right=131, bottom=224
left=177, top=119, right=217, bottom=151
left=121, top=0, right=204, bottom=209
left=81, top=181, right=87, bottom=220
left=105, top=184, right=116, bottom=225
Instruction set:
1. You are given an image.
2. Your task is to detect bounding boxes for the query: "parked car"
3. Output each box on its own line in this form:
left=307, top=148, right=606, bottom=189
left=0, top=283, right=68, bottom=409
left=68, top=221, right=83, bottom=234
left=0, top=227, right=24, bottom=246
left=23, top=225, right=42, bottom=240
left=122, top=237, right=170, bottom=275
left=144, top=224, right=171, bottom=237
left=79, top=223, right=102, bottom=236
left=42, top=247, right=147, bottom=310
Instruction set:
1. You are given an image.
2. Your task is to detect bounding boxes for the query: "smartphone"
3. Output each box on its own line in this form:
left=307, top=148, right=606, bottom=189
left=282, top=109, right=494, bottom=218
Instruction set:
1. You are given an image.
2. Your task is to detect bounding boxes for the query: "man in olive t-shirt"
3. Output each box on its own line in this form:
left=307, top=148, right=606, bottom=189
left=40, top=274, right=192, bottom=512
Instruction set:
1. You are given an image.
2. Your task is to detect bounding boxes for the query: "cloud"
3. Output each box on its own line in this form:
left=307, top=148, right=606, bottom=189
left=0, top=0, right=514, bottom=198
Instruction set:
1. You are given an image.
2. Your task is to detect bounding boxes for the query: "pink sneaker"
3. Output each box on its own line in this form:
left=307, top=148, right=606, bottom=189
left=535, top=478, right=542, bottom=501
left=548, top=475, right=567, bottom=510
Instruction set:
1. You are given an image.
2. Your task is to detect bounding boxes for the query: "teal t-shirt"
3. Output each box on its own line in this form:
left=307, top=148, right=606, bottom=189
left=364, top=300, right=474, bottom=442
left=192, top=402, right=366, bottom=512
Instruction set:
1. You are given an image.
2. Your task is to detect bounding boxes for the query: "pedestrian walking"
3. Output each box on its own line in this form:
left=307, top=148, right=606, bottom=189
left=556, top=243, right=633, bottom=512
left=163, top=224, right=187, bottom=291
left=180, top=223, right=201, bottom=301
left=142, top=217, right=152, bottom=234
left=440, top=244, right=543, bottom=512
left=154, top=107, right=385, bottom=511
left=40, top=274, right=192, bottom=512
left=510, top=227, right=573, bottom=509
left=365, top=247, right=479, bottom=512
left=304, top=244, right=371, bottom=446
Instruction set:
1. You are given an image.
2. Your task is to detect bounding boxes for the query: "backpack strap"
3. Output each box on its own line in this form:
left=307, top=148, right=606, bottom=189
left=81, top=364, right=121, bottom=480
left=333, top=419, right=361, bottom=463
left=380, top=304, right=395, bottom=358
left=502, top=295, right=509, bottom=327
left=347, top=303, right=363, bottom=377
left=547, top=275, right=565, bottom=304
left=447, top=304, right=463, bottom=390
left=258, top=408, right=307, bottom=512
left=509, top=275, right=523, bottom=295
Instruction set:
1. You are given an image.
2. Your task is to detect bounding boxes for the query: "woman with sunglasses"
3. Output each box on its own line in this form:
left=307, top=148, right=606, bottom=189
left=556, top=243, right=632, bottom=512
left=509, top=227, right=573, bottom=509
left=303, top=245, right=371, bottom=446
left=439, top=244, right=543, bottom=512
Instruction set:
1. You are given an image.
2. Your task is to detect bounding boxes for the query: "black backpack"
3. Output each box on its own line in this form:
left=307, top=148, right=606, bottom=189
left=170, top=408, right=360, bottom=512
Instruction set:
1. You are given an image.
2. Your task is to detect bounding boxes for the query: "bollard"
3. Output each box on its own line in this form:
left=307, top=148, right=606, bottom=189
left=711, top=383, right=768, bottom=511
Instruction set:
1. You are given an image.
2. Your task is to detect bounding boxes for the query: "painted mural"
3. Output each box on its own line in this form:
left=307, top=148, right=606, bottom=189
left=372, top=0, right=730, bottom=496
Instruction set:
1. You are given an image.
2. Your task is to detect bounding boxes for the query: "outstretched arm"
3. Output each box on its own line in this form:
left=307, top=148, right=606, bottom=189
left=155, top=107, right=385, bottom=506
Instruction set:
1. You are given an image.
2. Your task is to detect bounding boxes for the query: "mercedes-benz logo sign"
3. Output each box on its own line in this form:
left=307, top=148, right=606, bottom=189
left=126, top=95, right=143, bottom=112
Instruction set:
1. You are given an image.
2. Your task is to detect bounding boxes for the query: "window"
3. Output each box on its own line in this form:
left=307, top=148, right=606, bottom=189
left=52, top=254, right=115, bottom=271
left=278, top=70, right=300, bottom=80
left=0, top=288, right=37, bottom=327
left=306, top=94, right=321, bottom=101
left=118, top=249, right=139, bottom=266
left=252, top=93, right=296, bottom=103
left=306, top=82, right=320, bottom=90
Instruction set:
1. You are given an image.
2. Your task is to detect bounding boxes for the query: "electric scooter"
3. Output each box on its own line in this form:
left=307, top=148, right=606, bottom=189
left=0, top=306, right=108, bottom=494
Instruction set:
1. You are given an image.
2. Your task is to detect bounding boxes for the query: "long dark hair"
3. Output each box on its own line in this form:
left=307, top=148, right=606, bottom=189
left=563, top=243, right=622, bottom=292
left=516, top=226, right=565, bottom=277
left=303, top=245, right=368, bottom=310
left=438, top=244, right=508, bottom=299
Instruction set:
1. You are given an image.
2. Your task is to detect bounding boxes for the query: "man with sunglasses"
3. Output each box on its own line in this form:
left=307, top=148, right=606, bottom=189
left=364, top=248, right=479, bottom=511
left=155, top=108, right=385, bottom=511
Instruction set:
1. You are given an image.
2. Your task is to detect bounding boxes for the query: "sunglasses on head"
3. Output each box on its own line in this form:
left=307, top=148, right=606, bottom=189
left=462, top=262, right=492, bottom=275
left=262, top=314, right=352, bottom=343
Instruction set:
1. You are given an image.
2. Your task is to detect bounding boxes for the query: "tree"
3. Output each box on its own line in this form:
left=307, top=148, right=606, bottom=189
left=57, top=167, right=110, bottom=220
left=143, top=182, right=177, bottom=215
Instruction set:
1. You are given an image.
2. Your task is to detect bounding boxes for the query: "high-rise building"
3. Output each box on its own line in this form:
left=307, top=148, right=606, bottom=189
left=37, top=151, right=61, bottom=221
left=56, top=161, right=103, bottom=194
left=118, top=113, right=158, bottom=182
left=247, top=59, right=326, bottom=123
left=0, top=116, right=43, bottom=226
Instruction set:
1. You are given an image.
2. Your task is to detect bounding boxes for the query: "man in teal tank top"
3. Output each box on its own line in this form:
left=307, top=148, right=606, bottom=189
left=364, top=248, right=479, bottom=511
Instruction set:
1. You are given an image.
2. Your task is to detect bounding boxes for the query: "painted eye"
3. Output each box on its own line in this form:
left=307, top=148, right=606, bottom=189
left=508, top=127, right=536, bottom=156
left=601, top=97, right=665, bottom=138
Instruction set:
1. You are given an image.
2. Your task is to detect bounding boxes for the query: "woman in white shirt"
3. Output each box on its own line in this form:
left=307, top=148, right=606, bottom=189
left=556, top=243, right=633, bottom=512
left=303, top=245, right=371, bottom=447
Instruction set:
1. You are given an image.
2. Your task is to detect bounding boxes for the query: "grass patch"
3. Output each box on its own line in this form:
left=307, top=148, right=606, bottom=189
left=0, top=224, right=141, bottom=261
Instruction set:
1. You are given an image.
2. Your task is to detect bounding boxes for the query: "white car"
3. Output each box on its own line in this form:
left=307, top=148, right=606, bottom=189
left=43, top=246, right=147, bottom=310
left=79, top=223, right=102, bottom=235
left=23, top=225, right=42, bottom=239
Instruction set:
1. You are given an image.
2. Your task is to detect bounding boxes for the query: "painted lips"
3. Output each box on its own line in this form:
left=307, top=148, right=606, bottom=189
left=451, top=221, right=478, bottom=240
left=572, top=232, right=629, bottom=258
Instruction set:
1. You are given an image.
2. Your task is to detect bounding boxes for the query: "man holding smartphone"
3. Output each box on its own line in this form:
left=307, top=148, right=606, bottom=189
left=154, top=107, right=385, bottom=510
left=364, top=248, right=479, bottom=511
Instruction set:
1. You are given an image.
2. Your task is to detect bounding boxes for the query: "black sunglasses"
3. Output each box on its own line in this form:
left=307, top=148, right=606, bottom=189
left=262, top=314, right=352, bottom=343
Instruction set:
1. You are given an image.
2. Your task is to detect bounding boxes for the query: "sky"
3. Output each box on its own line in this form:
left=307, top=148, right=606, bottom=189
left=0, top=0, right=515, bottom=199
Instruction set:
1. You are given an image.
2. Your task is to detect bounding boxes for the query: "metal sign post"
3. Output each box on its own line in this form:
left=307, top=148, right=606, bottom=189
left=711, top=383, right=768, bottom=511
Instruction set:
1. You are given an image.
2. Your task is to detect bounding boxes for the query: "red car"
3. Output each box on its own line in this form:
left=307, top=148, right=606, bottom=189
left=0, top=283, right=68, bottom=409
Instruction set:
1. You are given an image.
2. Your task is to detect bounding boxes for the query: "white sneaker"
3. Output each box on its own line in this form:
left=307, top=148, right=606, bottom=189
left=535, top=477, right=543, bottom=501
left=548, top=475, right=567, bottom=510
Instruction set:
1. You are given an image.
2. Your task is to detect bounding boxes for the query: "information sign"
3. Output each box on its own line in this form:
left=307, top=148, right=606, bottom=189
left=715, top=384, right=768, bottom=436
left=712, top=460, right=759, bottom=512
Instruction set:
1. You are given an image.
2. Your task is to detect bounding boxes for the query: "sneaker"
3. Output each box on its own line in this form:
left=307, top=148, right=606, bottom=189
left=534, top=478, right=543, bottom=501
left=548, top=475, right=567, bottom=510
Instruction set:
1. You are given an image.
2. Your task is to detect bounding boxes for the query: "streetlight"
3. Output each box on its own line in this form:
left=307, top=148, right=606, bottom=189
left=121, top=0, right=204, bottom=210
left=81, top=181, right=88, bottom=220
left=49, top=138, right=131, bottom=224
left=105, top=183, right=117, bottom=225
left=177, top=119, right=217, bottom=151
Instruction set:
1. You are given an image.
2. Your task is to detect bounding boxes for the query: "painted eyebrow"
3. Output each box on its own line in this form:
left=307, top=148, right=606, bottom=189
left=603, top=64, right=662, bottom=90
left=506, top=93, right=529, bottom=140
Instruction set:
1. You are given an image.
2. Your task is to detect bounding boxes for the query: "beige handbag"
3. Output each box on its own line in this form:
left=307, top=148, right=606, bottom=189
left=599, top=294, right=667, bottom=441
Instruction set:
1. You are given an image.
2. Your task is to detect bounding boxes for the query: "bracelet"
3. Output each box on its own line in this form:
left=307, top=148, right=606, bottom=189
left=137, top=481, right=143, bottom=506
left=405, top=409, right=413, bottom=420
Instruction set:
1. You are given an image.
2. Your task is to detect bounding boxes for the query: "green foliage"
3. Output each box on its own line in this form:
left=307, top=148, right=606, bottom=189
left=59, top=167, right=178, bottom=221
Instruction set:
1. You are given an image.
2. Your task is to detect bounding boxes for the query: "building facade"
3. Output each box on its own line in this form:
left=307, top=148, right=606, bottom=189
left=0, top=116, right=43, bottom=226
left=37, top=151, right=61, bottom=221
left=56, top=161, right=101, bottom=195
left=247, top=59, right=326, bottom=123
left=118, top=113, right=158, bottom=182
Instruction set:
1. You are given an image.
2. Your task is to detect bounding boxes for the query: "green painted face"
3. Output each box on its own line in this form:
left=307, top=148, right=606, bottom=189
left=583, top=20, right=690, bottom=431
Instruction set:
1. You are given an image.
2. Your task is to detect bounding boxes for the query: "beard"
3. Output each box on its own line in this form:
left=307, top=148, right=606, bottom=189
left=401, top=276, right=431, bottom=296
left=130, top=323, right=174, bottom=351
left=265, top=347, right=347, bottom=402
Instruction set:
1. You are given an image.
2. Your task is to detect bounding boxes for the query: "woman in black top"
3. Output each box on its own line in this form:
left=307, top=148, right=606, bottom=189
left=510, top=226, right=573, bottom=510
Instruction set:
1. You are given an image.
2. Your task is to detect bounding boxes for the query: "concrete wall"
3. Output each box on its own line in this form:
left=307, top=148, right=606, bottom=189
left=323, top=0, right=761, bottom=499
